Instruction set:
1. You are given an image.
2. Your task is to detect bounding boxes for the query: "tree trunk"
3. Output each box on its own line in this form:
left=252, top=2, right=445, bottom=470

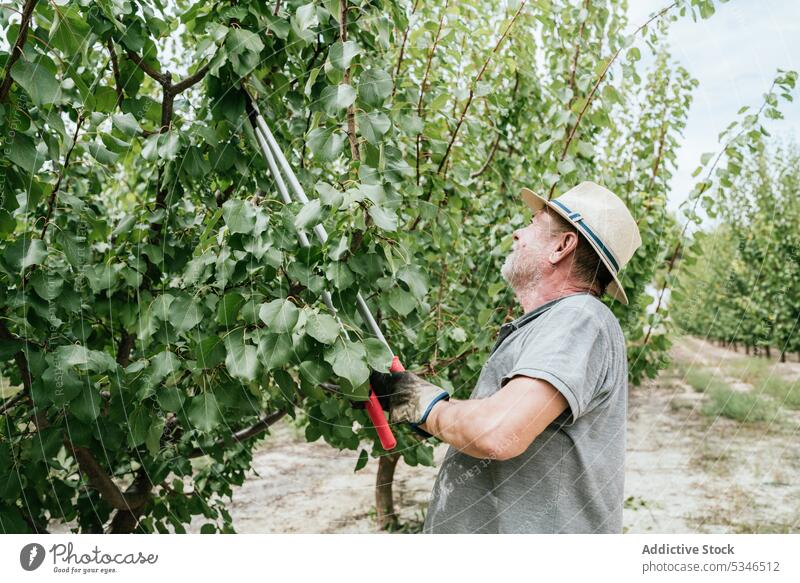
left=375, top=452, right=401, bottom=531
left=107, top=470, right=152, bottom=533
left=780, top=350, right=786, bottom=363
left=732, top=342, right=738, bottom=352
left=765, top=345, right=772, bottom=359
left=746, top=345, right=750, bottom=355
left=108, top=503, right=149, bottom=533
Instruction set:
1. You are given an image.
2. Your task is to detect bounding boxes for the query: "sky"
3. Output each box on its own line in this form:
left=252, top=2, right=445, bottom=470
left=627, top=0, right=800, bottom=213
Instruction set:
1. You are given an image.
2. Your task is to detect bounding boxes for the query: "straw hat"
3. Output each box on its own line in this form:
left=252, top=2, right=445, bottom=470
left=520, top=181, right=642, bottom=305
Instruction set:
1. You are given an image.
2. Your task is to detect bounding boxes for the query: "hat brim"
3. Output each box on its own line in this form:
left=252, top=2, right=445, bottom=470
left=520, top=187, right=629, bottom=305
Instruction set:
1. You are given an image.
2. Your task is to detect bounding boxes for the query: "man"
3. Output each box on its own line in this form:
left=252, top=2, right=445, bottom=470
left=369, top=181, right=642, bottom=533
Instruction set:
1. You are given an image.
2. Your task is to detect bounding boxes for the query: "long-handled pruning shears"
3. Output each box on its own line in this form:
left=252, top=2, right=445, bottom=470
left=243, top=88, right=400, bottom=451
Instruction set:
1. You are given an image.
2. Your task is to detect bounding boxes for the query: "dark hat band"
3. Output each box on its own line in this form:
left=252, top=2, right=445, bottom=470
left=551, top=199, right=620, bottom=273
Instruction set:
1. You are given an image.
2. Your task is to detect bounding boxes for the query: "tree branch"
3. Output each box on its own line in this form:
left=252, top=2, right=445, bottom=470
left=547, top=1, right=678, bottom=199
left=107, top=468, right=152, bottom=533
left=171, top=62, right=210, bottom=94
left=415, top=0, right=449, bottom=185
left=125, top=50, right=168, bottom=86
left=567, top=0, right=590, bottom=105
left=0, top=0, right=38, bottom=103
left=63, top=438, right=150, bottom=511
left=116, top=329, right=135, bottom=367
left=647, top=117, right=669, bottom=192
left=186, top=410, right=288, bottom=458
left=436, top=0, right=527, bottom=176
left=40, top=114, right=85, bottom=240
left=107, top=39, right=124, bottom=107
left=340, top=2, right=360, bottom=164
left=0, top=320, right=32, bottom=393
left=0, top=390, right=28, bottom=415
left=470, top=71, right=520, bottom=179
left=392, top=0, right=421, bottom=98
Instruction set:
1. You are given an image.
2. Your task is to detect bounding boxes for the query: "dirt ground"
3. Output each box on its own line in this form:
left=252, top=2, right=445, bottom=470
left=625, top=337, right=800, bottom=533
left=49, top=336, right=800, bottom=533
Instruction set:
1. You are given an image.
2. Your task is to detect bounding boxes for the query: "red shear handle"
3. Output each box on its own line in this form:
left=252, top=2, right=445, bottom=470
left=365, top=356, right=405, bottom=450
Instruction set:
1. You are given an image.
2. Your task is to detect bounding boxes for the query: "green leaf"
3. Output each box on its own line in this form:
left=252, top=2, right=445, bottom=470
left=157, top=386, right=185, bottom=413
left=7, top=133, right=43, bottom=174
left=354, top=448, right=369, bottom=472
left=364, top=338, right=392, bottom=372
left=141, top=134, right=159, bottom=161
left=3, top=238, right=47, bottom=272
left=113, top=113, right=141, bottom=137
left=70, top=385, right=102, bottom=422
left=258, top=333, right=294, bottom=370
left=295, top=3, right=319, bottom=30
left=222, top=199, right=257, bottom=234
left=128, top=408, right=151, bottom=446
left=259, top=299, right=300, bottom=334
left=307, top=127, right=346, bottom=162
left=55, top=344, right=115, bottom=372
left=305, top=311, right=340, bottom=344
left=145, top=417, right=166, bottom=456
left=358, top=69, right=393, bottom=107
left=356, top=111, right=390, bottom=145
left=388, top=287, right=416, bottom=316
left=150, top=294, right=175, bottom=322
left=329, top=41, right=361, bottom=70
left=50, top=6, right=91, bottom=54
left=183, top=146, right=211, bottom=179
left=324, top=0, right=341, bottom=21
left=320, top=398, right=340, bottom=419
left=10, top=59, right=61, bottom=106
left=398, top=266, right=428, bottom=299
left=320, top=83, right=356, bottom=116
left=148, top=350, right=181, bottom=386
left=188, top=392, right=220, bottom=433
left=30, top=270, right=63, bottom=301
left=0, top=210, right=14, bottom=238
left=226, top=28, right=265, bottom=54
left=169, top=296, right=204, bottom=332
left=449, top=327, right=467, bottom=342
left=324, top=338, right=369, bottom=390
left=316, top=182, right=344, bottom=207
left=224, top=329, right=260, bottom=382
left=368, top=205, right=397, bottom=231
left=294, top=199, right=323, bottom=230
left=88, top=141, right=119, bottom=165
left=94, top=86, right=118, bottom=113
left=158, top=131, right=180, bottom=161
left=196, top=335, right=226, bottom=369
left=216, top=292, right=245, bottom=325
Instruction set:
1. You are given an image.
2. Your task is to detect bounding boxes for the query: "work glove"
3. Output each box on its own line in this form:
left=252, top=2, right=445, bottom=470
left=366, top=370, right=451, bottom=439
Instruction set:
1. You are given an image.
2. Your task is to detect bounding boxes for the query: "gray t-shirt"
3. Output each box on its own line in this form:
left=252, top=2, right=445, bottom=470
left=422, top=292, right=628, bottom=534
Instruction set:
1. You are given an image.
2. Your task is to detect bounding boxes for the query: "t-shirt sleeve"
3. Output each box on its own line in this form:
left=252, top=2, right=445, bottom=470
left=500, top=305, right=610, bottom=425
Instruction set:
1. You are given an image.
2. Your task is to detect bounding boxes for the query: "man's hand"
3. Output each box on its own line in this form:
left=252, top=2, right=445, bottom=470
left=368, top=370, right=451, bottom=438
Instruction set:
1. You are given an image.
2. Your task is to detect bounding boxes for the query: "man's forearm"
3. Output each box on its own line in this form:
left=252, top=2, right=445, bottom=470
left=419, top=398, right=498, bottom=459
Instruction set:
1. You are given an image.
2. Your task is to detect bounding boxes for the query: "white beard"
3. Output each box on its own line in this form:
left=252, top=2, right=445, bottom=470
left=501, top=246, right=542, bottom=291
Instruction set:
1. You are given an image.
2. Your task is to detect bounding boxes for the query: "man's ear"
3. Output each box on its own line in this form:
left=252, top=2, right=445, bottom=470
left=549, top=231, right=579, bottom=264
